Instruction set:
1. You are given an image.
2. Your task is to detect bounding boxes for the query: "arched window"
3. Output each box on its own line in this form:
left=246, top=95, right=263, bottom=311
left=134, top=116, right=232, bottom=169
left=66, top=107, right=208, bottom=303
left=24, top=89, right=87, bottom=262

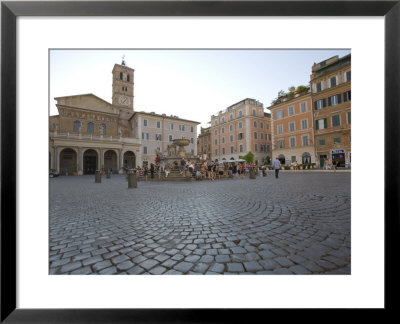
left=100, top=124, right=106, bottom=135
left=87, top=122, right=94, bottom=134
left=73, top=121, right=80, bottom=133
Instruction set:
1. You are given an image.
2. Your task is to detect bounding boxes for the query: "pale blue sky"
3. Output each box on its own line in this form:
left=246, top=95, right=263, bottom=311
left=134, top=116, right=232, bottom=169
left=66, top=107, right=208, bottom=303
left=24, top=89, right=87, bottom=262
left=50, top=49, right=350, bottom=129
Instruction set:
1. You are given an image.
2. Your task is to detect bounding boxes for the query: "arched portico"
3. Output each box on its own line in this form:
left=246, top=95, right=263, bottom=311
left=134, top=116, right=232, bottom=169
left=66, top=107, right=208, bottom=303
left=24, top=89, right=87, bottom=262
left=104, top=149, right=118, bottom=173
left=83, top=149, right=98, bottom=174
left=123, top=151, right=136, bottom=169
left=59, top=148, right=77, bottom=175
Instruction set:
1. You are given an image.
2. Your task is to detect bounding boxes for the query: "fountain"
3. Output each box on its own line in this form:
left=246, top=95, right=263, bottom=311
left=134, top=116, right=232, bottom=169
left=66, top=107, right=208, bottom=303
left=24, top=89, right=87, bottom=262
left=172, top=138, right=190, bottom=157
left=158, top=138, right=200, bottom=180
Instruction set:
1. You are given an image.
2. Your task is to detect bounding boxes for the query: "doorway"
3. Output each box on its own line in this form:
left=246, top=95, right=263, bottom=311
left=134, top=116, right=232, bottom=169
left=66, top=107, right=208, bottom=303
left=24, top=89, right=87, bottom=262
left=319, top=155, right=327, bottom=168
left=83, top=149, right=98, bottom=174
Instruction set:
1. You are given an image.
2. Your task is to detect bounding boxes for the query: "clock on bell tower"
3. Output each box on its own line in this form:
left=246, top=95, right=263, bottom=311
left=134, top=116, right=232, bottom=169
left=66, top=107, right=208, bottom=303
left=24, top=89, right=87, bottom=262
left=112, top=59, right=134, bottom=118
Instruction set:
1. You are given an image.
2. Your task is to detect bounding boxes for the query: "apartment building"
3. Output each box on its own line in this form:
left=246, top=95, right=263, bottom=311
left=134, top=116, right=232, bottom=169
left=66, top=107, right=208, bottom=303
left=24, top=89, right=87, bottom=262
left=210, top=98, right=272, bottom=165
left=197, top=126, right=212, bottom=160
left=268, top=89, right=315, bottom=165
left=311, top=54, right=351, bottom=167
left=130, top=111, right=199, bottom=166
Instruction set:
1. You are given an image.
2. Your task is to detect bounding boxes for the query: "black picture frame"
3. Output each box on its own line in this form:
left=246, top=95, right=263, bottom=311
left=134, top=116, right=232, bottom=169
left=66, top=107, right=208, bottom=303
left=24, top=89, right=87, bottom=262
left=1, top=0, right=399, bottom=322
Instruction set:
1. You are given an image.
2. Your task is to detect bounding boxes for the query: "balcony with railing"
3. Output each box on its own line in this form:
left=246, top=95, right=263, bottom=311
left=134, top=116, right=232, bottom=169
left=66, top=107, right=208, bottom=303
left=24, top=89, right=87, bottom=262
left=51, top=132, right=140, bottom=144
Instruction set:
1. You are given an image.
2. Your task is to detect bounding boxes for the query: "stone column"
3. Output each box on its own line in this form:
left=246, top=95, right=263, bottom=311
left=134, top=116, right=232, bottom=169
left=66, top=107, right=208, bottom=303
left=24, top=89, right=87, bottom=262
left=119, top=149, right=123, bottom=169
left=78, top=147, right=83, bottom=175
left=100, top=148, right=104, bottom=170
left=54, top=146, right=58, bottom=172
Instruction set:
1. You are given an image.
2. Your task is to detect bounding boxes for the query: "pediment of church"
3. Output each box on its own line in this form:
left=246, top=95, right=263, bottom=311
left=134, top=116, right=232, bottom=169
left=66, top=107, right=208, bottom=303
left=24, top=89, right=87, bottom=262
left=55, top=94, right=119, bottom=115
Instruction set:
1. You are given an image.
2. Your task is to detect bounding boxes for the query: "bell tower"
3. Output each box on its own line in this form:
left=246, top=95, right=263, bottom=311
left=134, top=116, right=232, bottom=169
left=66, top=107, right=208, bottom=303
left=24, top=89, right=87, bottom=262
left=112, top=57, right=134, bottom=119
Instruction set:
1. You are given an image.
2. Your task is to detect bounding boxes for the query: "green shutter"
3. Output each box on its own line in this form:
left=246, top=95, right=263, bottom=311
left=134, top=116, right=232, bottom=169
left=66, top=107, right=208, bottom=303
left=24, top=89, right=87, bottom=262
left=337, top=94, right=342, bottom=104
left=324, top=118, right=328, bottom=129
left=316, top=120, right=319, bottom=130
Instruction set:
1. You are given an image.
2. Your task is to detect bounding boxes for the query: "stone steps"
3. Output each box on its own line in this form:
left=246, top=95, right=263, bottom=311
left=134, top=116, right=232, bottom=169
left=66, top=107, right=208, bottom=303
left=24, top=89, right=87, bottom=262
left=136, top=170, right=195, bottom=181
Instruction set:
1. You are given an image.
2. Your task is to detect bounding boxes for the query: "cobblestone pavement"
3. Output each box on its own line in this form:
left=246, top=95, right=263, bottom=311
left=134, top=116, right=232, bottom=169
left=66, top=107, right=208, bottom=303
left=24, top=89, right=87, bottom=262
left=49, top=171, right=351, bottom=275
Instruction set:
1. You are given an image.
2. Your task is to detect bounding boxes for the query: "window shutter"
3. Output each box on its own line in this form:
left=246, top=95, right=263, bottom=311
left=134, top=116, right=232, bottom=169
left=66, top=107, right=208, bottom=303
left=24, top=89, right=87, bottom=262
left=314, top=101, right=318, bottom=110
left=323, top=99, right=327, bottom=107
left=324, top=118, right=328, bottom=129
left=337, top=94, right=342, bottom=104
left=328, top=97, right=331, bottom=106
left=316, top=120, right=319, bottom=130
left=343, top=92, right=348, bottom=102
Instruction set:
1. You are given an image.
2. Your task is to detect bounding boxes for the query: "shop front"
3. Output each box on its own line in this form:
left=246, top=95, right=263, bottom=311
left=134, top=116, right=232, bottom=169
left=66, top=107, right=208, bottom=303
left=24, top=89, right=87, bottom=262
left=331, top=149, right=346, bottom=167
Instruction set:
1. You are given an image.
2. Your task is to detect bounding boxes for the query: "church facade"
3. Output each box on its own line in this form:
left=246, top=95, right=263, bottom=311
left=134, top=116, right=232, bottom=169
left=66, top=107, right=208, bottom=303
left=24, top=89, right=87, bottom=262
left=49, top=61, right=199, bottom=175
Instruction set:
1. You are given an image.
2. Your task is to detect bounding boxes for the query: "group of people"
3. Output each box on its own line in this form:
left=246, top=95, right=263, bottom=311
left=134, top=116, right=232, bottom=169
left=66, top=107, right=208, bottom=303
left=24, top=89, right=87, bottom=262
left=127, top=163, right=173, bottom=181
left=125, top=159, right=257, bottom=181
left=125, top=156, right=342, bottom=182
left=181, top=158, right=252, bottom=181
left=323, top=158, right=338, bottom=171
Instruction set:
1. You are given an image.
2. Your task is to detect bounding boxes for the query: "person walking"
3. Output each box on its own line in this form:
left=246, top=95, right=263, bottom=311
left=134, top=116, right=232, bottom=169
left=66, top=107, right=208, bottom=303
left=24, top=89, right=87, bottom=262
left=211, top=162, right=216, bottom=181
left=207, top=162, right=213, bottom=180
left=125, top=166, right=129, bottom=179
left=240, top=162, right=245, bottom=179
left=333, top=160, right=337, bottom=173
left=232, top=163, right=237, bottom=179
left=218, top=163, right=224, bottom=180
left=150, top=163, right=155, bottom=179
left=156, top=164, right=162, bottom=180
left=272, top=157, right=281, bottom=179
left=180, top=158, right=186, bottom=175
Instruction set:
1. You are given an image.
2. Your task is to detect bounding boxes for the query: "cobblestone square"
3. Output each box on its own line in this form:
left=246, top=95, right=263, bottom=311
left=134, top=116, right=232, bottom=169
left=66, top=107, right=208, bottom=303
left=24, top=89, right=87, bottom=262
left=49, top=171, right=351, bottom=275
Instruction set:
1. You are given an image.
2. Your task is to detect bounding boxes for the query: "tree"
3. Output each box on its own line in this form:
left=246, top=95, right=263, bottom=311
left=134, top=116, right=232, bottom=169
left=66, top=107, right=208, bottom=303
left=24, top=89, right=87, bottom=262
left=278, top=90, right=285, bottom=97
left=239, top=151, right=254, bottom=164
left=296, top=85, right=310, bottom=93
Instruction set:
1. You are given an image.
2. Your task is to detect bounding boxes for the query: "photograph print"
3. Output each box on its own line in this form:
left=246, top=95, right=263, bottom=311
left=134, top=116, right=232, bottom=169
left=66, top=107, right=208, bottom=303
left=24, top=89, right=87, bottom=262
left=49, top=49, right=351, bottom=275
